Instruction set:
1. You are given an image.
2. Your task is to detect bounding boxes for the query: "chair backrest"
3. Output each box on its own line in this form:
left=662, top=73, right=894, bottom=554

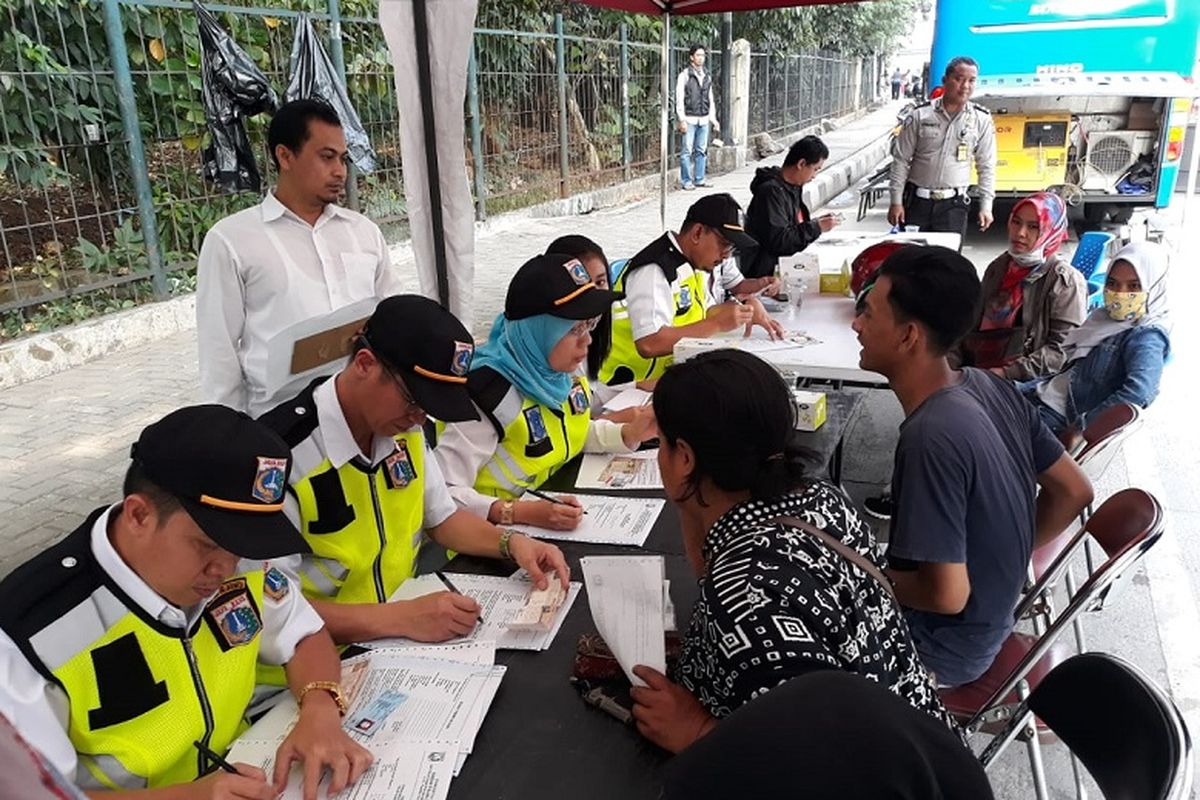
left=1029, top=653, right=1193, bottom=800
left=1076, top=403, right=1142, bottom=483
left=977, top=490, right=1165, bottom=728
left=1071, top=231, right=1115, bottom=280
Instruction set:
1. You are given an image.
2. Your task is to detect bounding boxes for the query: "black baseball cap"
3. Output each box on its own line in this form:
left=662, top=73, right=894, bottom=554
left=683, top=193, right=758, bottom=252
left=358, top=295, right=480, bottom=423
left=505, top=252, right=624, bottom=321
left=130, top=405, right=310, bottom=560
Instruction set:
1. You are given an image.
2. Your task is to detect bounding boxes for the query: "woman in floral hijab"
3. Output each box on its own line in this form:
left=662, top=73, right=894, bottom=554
left=956, top=191, right=1088, bottom=380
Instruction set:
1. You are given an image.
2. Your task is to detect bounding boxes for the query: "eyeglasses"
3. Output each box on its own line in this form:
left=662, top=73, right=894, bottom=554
left=708, top=226, right=735, bottom=256
left=568, top=316, right=602, bottom=338
left=380, top=362, right=419, bottom=408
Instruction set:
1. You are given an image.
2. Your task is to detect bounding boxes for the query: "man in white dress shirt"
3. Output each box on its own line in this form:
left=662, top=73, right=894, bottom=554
left=197, top=98, right=404, bottom=417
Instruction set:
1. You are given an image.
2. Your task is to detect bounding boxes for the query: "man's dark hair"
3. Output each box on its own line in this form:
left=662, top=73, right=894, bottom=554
left=267, top=99, right=342, bottom=169
left=688, top=44, right=705, bottom=57
left=877, top=245, right=981, bottom=354
left=783, top=135, right=829, bottom=168
left=943, top=56, right=979, bottom=80
left=122, top=460, right=182, bottom=521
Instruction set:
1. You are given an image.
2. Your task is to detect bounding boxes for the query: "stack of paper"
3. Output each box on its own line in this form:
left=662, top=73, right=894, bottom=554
left=601, top=386, right=652, bottom=413
left=580, top=555, right=667, bottom=687
left=509, top=495, right=665, bottom=546
left=226, top=643, right=504, bottom=799
left=367, top=572, right=581, bottom=651
left=575, top=451, right=663, bottom=490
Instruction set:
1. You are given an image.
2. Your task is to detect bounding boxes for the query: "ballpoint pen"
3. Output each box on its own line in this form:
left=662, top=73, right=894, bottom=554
left=435, top=570, right=485, bottom=625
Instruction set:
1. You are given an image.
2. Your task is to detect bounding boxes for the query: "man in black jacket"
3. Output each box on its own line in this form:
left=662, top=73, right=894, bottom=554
left=743, top=135, right=841, bottom=279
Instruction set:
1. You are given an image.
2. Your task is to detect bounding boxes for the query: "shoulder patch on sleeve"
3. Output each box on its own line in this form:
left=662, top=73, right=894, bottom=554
left=263, top=567, right=290, bottom=602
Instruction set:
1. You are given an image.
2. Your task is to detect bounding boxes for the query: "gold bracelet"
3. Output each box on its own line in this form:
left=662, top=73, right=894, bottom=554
left=498, top=529, right=516, bottom=561
left=499, top=499, right=515, bottom=526
left=298, top=680, right=347, bottom=716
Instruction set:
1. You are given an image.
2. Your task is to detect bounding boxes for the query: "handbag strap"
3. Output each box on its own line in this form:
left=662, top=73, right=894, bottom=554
left=769, top=515, right=896, bottom=601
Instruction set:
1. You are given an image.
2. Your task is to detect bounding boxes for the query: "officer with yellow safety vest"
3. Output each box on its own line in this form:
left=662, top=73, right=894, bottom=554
left=435, top=253, right=659, bottom=531
left=258, top=295, right=570, bottom=650
left=600, top=193, right=784, bottom=386
left=0, top=405, right=372, bottom=800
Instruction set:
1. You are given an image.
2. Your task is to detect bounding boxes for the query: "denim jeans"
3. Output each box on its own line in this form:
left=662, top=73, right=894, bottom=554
left=680, top=122, right=710, bottom=186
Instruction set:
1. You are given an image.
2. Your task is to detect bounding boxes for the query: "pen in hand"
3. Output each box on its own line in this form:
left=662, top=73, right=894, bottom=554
left=434, top=570, right=485, bottom=625
left=524, top=487, right=589, bottom=515
left=193, top=740, right=239, bottom=775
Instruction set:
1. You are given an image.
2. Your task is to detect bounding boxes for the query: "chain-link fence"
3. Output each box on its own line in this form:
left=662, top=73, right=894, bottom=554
left=1, top=0, right=875, bottom=339
left=747, top=49, right=864, bottom=139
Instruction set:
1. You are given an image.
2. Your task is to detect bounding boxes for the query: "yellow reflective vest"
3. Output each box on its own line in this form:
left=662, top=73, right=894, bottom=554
left=463, top=368, right=593, bottom=498
left=258, top=379, right=427, bottom=685
left=601, top=233, right=709, bottom=384
left=0, top=510, right=263, bottom=792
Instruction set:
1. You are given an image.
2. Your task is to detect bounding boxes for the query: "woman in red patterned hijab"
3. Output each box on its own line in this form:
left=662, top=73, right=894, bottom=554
left=957, top=191, right=1088, bottom=379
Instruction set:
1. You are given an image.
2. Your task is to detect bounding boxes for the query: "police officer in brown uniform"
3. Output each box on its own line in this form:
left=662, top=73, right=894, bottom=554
left=888, top=56, right=997, bottom=241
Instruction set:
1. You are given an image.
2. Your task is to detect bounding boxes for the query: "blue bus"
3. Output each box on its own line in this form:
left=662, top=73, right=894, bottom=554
left=930, top=0, right=1198, bottom=223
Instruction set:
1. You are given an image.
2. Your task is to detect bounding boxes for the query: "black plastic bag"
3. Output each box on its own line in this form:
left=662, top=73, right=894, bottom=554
left=286, top=14, right=376, bottom=173
left=195, top=0, right=277, bottom=193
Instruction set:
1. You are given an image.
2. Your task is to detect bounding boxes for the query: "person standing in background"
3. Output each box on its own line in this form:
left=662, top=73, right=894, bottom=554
left=676, top=45, right=719, bottom=191
left=196, top=99, right=404, bottom=417
left=888, top=56, right=997, bottom=241
left=891, top=68, right=903, bottom=100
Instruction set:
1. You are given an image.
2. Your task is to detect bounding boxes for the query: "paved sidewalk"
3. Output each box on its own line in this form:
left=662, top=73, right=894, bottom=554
left=0, top=104, right=900, bottom=576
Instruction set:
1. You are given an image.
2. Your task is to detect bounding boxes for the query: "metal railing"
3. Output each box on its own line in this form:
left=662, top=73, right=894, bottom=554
left=0, top=0, right=873, bottom=337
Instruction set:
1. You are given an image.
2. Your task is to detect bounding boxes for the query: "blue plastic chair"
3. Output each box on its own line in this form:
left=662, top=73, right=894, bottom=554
left=1072, top=231, right=1114, bottom=310
left=1071, top=231, right=1113, bottom=280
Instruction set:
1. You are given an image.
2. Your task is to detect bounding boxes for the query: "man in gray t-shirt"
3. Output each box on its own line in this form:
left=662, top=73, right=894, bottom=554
left=852, top=246, right=1092, bottom=687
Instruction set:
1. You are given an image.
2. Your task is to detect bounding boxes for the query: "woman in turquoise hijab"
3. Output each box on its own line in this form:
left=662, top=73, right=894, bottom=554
left=435, top=253, right=659, bottom=531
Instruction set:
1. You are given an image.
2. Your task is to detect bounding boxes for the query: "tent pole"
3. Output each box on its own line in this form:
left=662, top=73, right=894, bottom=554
left=412, top=0, right=450, bottom=309
left=660, top=11, right=670, bottom=231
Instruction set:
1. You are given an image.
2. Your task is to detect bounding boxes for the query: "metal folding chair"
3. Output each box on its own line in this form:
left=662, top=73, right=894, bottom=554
left=1027, top=404, right=1143, bottom=649
left=980, top=653, right=1193, bottom=800
left=940, top=488, right=1166, bottom=800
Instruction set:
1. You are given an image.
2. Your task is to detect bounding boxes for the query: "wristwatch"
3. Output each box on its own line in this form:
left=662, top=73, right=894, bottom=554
left=498, top=529, right=518, bottom=561
left=499, top=499, right=515, bottom=526
left=299, top=681, right=348, bottom=716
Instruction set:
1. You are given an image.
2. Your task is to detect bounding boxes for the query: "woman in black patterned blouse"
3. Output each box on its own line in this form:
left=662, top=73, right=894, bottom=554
left=629, top=349, right=958, bottom=754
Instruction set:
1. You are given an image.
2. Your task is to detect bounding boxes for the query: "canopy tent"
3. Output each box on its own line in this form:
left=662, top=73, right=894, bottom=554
left=379, top=0, right=867, bottom=330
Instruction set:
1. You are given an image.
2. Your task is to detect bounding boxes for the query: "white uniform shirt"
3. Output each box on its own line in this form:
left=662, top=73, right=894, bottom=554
left=196, top=192, right=405, bottom=417
left=435, top=372, right=633, bottom=519
left=272, top=377, right=458, bottom=579
left=625, top=235, right=744, bottom=342
left=0, top=505, right=324, bottom=777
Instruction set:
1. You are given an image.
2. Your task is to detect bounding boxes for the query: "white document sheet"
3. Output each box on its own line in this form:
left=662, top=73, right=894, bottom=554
left=226, top=737, right=456, bottom=800
left=370, top=573, right=581, bottom=651
left=580, top=555, right=666, bottom=687
left=575, top=451, right=663, bottom=490
left=601, top=386, right=652, bottom=413
left=508, top=495, right=664, bottom=547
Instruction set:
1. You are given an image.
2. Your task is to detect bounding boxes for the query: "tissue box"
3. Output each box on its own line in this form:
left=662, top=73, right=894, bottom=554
left=793, top=390, right=827, bottom=431
left=818, top=258, right=851, bottom=295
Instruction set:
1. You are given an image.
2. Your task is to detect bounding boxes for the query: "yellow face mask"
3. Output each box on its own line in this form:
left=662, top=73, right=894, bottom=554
left=1103, top=290, right=1148, bottom=322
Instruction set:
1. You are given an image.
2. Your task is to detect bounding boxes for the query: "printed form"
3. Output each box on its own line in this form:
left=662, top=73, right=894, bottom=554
left=509, top=495, right=664, bottom=546
left=370, top=572, right=581, bottom=651
left=575, top=450, right=663, bottom=490
left=580, top=555, right=666, bottom=687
